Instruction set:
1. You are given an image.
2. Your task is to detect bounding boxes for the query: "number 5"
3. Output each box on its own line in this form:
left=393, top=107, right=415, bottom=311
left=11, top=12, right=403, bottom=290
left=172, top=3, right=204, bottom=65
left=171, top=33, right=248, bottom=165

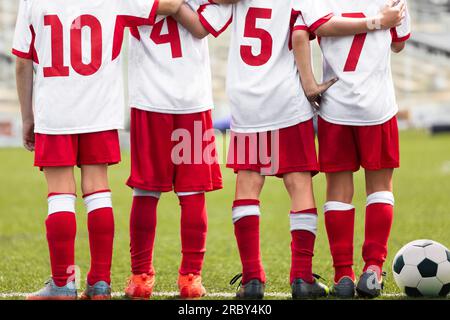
left=240, top=8, right=273, bottom=67
left=342, top=13, right=367, bottom=72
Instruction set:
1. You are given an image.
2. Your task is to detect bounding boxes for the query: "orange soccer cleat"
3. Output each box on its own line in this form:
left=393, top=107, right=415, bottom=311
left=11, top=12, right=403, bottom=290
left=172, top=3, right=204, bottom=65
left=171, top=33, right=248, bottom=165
left=124, top=273, right=155, bottom=300
left=178, top=273, right=206, bottom=299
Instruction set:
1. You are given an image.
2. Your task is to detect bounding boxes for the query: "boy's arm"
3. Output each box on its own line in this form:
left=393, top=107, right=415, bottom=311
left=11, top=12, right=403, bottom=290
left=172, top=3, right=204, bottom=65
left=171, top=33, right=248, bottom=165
left=157, top=0, right=185, bottom=15
left=391, top=41, right=405, bottom=53
left=173, top=2, right=233, bottom=39
left=313, top=0, right=406, bottom=37
left=174, top=3, right=210, bottom=38
left=16, top=57, right=35, bottom=151
left=292, top=30, right=337, bottom=107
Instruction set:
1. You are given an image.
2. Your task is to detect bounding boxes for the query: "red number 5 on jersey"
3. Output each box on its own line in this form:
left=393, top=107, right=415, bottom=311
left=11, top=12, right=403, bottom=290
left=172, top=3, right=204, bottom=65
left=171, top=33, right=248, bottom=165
left=240, top=7, right=273, bottom=67
left=44, top=15, right=103, bottom=78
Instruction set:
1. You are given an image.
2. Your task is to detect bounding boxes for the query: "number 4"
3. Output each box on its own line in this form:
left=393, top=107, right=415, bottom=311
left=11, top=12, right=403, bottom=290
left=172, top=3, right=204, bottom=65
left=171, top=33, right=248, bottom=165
left=342, top=13, right=367, bottom=72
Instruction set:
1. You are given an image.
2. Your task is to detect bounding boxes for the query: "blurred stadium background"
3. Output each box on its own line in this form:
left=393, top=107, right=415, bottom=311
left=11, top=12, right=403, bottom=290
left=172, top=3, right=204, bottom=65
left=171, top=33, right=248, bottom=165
left=1, top=0, right=450, bottom=146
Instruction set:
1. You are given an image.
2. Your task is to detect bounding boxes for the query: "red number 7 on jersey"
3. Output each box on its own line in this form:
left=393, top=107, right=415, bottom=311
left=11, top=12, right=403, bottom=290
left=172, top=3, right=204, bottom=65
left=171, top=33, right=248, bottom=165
left=342, top=13, right=367, bottom=72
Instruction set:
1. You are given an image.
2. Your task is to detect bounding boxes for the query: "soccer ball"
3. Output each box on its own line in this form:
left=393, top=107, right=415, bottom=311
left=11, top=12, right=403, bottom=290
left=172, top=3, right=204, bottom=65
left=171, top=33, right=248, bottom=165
left=393, top=239, right=450, bottom=297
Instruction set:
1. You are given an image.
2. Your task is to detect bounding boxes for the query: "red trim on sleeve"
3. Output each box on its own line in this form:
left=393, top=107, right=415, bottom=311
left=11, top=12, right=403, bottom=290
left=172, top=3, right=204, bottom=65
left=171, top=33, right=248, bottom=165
left=309, top=13, right=333, bottom=32
left=12, top=25, right=39, bottom=63
left=391, top=28, right=411, bottom=43
left=112, top=1, right=159, bottom=60
left=11, top=48, right=32, bottom=59
left=198, top=4, right=232, bottom=38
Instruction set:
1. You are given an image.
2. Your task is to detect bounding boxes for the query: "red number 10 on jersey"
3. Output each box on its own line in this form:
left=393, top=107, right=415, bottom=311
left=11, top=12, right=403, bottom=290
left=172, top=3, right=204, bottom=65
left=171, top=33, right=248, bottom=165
left=44, top=14, right=103, bottom=77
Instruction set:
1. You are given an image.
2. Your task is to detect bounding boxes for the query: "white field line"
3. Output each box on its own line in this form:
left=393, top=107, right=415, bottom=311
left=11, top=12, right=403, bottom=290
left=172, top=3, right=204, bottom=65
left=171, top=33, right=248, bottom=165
left=0, top=291, right=404, bottom=299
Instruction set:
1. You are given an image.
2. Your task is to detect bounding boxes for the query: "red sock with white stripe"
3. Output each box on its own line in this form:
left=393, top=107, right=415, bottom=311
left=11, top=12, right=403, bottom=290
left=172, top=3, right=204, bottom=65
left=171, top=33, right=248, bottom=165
left=179, top=192, right=208, bottom=275
left=363, top=192, right=395, bottom=277
left=130, top=189, right=160, bottom=275
left=290, top=208, right=317, bottom=284
left=232, top=199, right=265, bottom=284
left=84, top=190, right=115, bottom=285
left=324, top=202, right=356, bottom=283
left=46, top=193, right=77, bottom=287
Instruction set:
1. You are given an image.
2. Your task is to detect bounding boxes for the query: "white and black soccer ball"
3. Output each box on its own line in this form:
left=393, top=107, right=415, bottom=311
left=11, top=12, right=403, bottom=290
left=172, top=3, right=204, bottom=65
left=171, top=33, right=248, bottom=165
left=393, top=239, right=450, bottom=297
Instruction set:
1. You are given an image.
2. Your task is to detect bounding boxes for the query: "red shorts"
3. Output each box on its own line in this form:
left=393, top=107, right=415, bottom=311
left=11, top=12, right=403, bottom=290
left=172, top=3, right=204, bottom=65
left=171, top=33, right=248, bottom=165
left=318, top=116, right=400, bottom=173
left=34, top=130, right=121, bottom=168
left=127, top=108, right=223, bottom=193
left=226, top=120, right=319, bottom=177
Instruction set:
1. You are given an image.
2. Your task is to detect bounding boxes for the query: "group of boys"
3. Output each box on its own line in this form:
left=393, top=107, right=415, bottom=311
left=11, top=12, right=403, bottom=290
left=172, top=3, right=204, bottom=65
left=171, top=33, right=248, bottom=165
left=12, top=0, right=409, bottom=300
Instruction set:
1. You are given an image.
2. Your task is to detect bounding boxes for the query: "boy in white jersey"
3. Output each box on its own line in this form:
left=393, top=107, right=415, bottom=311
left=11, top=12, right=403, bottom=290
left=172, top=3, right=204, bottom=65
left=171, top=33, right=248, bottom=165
left=172, top=0, right=404, bottom=299
left=124, top=0, right=241, bottom=300
left=13, top=0, right=183, bottom=300
left=295, top=0, right=410, bottom=298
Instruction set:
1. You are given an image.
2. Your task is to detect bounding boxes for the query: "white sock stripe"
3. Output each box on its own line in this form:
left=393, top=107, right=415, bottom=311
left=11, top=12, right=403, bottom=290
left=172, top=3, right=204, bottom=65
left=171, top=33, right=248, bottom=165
left=367, top=191, right=395, bottom=206
left=132, top=188, right=161, bottom=198
left=289, top=213, right=317, bottom=235
left=47, top=194, right=76, bottom=216
left=84, top=192, right=112, bottom=213
left=177, top=191, right=204, bottom=197
left=232, top=205, right=260, bottom=224
left=324, top=201, right=354, bottom=213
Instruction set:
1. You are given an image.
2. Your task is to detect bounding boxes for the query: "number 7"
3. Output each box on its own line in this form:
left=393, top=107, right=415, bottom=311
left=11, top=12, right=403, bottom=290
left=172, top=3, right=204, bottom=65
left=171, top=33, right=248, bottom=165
left=342, top=13, right=367, bottom=72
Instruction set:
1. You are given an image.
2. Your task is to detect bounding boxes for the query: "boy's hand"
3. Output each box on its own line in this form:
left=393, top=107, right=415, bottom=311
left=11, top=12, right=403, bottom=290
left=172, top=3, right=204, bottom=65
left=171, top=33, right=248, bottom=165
left=304, top=78, right=338, bottom=110
left=377, top=0, right=406, bottom=30
left=22, top=120, right=35, bottom=152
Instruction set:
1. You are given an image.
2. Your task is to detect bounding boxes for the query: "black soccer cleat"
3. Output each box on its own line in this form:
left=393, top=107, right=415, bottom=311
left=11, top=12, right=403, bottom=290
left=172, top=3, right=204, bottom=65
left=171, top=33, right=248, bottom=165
left=356, top=270, right=385, bottom=299
left=331, top=276, right=356, bottom=299
left=291, top=275, right=330, bottom=299
left=230, top=274, right=265, bottom=300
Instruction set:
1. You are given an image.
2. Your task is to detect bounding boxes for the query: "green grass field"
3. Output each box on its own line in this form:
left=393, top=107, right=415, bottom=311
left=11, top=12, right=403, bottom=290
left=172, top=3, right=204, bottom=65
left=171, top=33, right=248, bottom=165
left=0, top=130, right=449, bottom=300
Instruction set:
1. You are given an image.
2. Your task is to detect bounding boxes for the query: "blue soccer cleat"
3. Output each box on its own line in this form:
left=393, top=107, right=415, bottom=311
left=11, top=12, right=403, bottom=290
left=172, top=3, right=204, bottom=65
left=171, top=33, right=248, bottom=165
left=80, top=281, right=112, bottom=300
left=27, top=278, right=77, bottom=300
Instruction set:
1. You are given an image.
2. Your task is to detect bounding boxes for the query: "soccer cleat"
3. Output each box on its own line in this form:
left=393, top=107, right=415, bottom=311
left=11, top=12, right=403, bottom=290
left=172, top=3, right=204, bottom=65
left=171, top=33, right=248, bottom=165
left=26, top=279, right=77, bottom=300
left=356, top=270, right=385, bottom=299
left=230, top=274, right=265, bottom=300
left=291, top=275, right=330, bottom=299
left=124, top=273, right=155, bottom=300
left=178, top=274, right=206, bottom=299
left=80, top=281, right=111, bottom=300
left=331, top=276, right=356, bottom=299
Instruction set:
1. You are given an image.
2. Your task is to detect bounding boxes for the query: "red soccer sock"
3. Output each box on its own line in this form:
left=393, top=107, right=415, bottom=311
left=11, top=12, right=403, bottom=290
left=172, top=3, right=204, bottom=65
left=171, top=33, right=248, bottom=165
left=46, top=194, right=77, bottom=287
left=179, top=193, right=208, bottom=275
left=363, top=192, right=395, bottom=276
left=324, top=202, right=356, bottom=283
left=232, top=199, right=265, bottom=285
left=84, top=190, right=115, bottom=285
left=130, top=190, right=159, bottom=275
left=290, top=208, right=318, bottom=284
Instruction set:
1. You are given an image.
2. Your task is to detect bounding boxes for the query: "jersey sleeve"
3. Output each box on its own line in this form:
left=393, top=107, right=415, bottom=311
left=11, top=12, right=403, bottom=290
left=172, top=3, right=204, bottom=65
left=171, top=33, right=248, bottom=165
left=197, top=3, right=233, bottom=37
left=12, top=0, right=34, bottom=60
left=117, top=0, right=159, bottom=25
left=293, top=0, right=333, bottom=33
left=292, top=12, right=315, bottom=41
left=391, top=3, right=411, bottom=42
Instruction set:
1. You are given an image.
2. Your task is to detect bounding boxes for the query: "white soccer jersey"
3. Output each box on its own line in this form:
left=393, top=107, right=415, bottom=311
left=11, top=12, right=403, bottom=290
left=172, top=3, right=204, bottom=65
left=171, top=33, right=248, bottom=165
left=296, top=0, right=411, bottom=126
left=128, top=0, right=214, bottom=114
left=12, top=0, right=158, bottom=134
left=199, top=0, right=314, bottom=133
